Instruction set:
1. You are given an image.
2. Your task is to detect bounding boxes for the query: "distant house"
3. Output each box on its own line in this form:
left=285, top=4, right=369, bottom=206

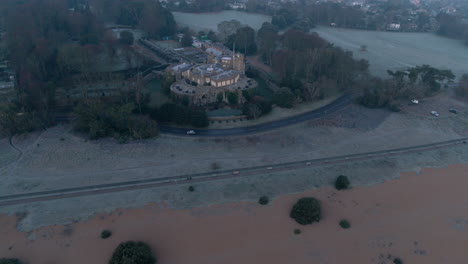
left=387, top=23, right=401, bottom=31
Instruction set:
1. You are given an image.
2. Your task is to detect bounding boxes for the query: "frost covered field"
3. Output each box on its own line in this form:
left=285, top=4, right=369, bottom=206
left=172, top=11, right=271, bottom=32
left=313, top=26, right=468, bottom=80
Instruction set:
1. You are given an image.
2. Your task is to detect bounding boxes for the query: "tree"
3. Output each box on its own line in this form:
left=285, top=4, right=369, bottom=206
left=258, top=196, right=269, bottom=205
left=273, top=87, right=295, bottom=108
left=456, top=74, right=468, bottom=97
left=109, top=241, right=156, bottom=264
left=339, top=219, right=351, bottom=229
left=272, top=15, right=287, bottom=29
left=181, top=32, right=193, bottom=47
left=101, top=230, right=112, bottom=239
left=335, top=175, right=350, bottom=190
left=119, top=31, right=134, bottom=45
left=407, top=65, right=455, bottom=92
left=227, top=26, right=257, bottom=55
left=257, top=22, right=278, bottom=65
left=290, top=197, right=321, bottom=225
left=227, top=92, right=239, bottom=105
left=217, top=20, right=242, bottom=42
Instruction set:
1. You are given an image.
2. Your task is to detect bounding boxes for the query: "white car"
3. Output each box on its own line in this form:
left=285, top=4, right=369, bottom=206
left=431, top=111, right=439, bottom=117
left=411, top=99, right=419, bottom=104
left=186, top=130, right=196, bottom=135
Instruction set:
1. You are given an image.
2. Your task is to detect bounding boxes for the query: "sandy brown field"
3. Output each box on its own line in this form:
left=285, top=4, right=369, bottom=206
left=1, top=163, right=467, bottom=264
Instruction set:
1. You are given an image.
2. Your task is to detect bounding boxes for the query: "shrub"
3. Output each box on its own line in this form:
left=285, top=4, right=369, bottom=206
left=258, top=196, right=269, bottom=205
left=335, top=175, right=350, bottom=190
left=0, top=104, right=44, bottom=137
left=74, top=101, right=159, bottom=140
left=101, top=230, right=112, bottom=239
left=211, top=162, right=220, bottom=170
left=293, top=229, right=301, bottom=235
left=273, top=87, right=295, bottom=108
left=188, top=186, right=195, bottom=192
left=339, top=219, right=351, bottom=229
left=290, top=197, right=321, bottom=225
left=109, top=241, right=156, bottom=264
left=227, top=92, right=239, bottom=105
left=393, top=257, right=403, bottom=264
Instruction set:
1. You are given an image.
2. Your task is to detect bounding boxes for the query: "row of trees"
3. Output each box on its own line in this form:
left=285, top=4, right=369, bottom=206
left=358, top=65, right=455, bottom=110
left=436, top=13, right=468, bottom=45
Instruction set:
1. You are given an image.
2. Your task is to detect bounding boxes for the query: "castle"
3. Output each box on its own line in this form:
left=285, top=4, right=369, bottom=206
left=168, top=43, right=256, bottom=106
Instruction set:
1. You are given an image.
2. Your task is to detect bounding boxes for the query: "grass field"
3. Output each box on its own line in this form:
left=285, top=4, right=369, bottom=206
left=172, top=11, right=271, bottom=32
left=313, top=26, right=468, bottom=80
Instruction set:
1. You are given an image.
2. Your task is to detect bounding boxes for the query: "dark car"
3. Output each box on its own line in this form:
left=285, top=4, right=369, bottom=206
left=449, top=108, right=458, bottom=114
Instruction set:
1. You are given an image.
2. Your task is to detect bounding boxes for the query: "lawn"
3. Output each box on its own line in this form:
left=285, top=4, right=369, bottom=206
left=313, top=26, right=468, bottom=80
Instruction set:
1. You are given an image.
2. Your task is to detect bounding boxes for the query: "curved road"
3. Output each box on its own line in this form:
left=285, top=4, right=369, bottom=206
left=0, top=137, right=466, bottom=207
left=160, top=94, right=353, bottom=136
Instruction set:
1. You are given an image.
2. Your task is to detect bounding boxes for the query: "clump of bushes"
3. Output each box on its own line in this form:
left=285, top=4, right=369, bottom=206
left=210, top=162, right=220, bottom=170
left=335, top=175, right=350, bottom=190
left=188, top=186, right=195, bottom=192
left=74, top=100, right=159, bottom=140
left=273, top=87, right=296, bottom=108
left=101, top=230, right=112, bottom=239
left=154, top=103, right=209, bottom=128
left=258, top=196, right=269, bottom=205
left=339, top=219, right=351, bottom=229
left=0, top=104, right=45, bottom=137
left=109, top=241, right=156, bottom=264
left=393, top=257, right=403, bottom=264
left=293, top=229, right=301, bottom=235
left=0, top=259, right=24, bottom=264
left=290, top=197, right=321, bottom=225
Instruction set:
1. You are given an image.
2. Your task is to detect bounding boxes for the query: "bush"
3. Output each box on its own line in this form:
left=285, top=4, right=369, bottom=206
left=227, top=92, right=239, bottom=105
left=74, top=100, right=159, bottom=140
left=188, top=186, right=195, bottom=192
left=211, top=162, right=220, bottom=170
left=0, top=104, right=44, bottom=137
left=273, top=87, right=295, bottom=108
left=109, top=241, right=156, bottom=264
left=335, top=175, right=350, bottom=190
left=393, top=257, right=403, bottom=264
left=258, top=196, right=269, bottom=205
left=290, top=197, right=321, bottom=225
left=0, top=259, right=23, bottom=264
left=339, top=219, right=351, bottom=229
left=293, top=229, right=301, bottom=235
left=101, top=230, right=112, bottom=239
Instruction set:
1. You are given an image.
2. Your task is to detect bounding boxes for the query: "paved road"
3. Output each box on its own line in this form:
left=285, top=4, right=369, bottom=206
left=0, top=137, right=466, bottom=207
left=160, top=94, right=353, bottom=136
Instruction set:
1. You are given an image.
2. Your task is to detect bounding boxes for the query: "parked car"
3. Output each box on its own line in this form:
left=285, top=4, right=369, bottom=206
left=431, top=111, right=439, bottom=117
left=186, top=130, right=196, bottom=135
left=411, top=99, right=419, bottom=105
left=449, top=108, right=458, bottom=114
